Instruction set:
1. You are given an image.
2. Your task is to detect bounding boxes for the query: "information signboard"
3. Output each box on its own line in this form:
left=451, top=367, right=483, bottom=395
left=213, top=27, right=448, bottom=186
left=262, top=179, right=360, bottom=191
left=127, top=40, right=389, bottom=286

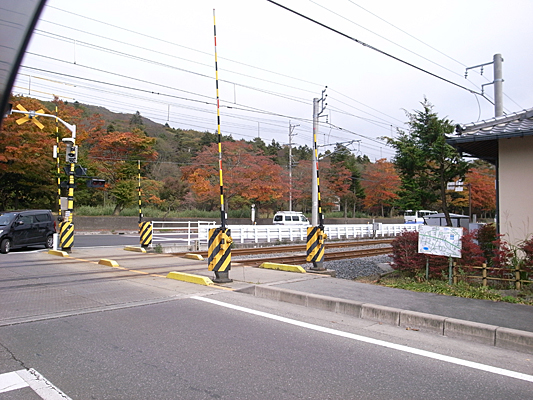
left=418, top=225, right=463, bottom=258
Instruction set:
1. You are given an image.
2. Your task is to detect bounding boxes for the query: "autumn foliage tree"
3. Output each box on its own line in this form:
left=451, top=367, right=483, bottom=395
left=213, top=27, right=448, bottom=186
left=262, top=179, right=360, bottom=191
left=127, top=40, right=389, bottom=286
left=289, top=158, right=352, bottom=213
left=85, top=120, right=157, bottom=214
left=0, top=95, right=89, bottom=210
left=361, top=159, right=401, bottom=217
left=181, top=141, right=286, bottom=213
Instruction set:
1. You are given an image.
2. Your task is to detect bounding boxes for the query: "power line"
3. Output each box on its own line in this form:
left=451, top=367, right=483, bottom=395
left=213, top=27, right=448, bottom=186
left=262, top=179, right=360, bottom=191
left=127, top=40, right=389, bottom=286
left=266, top=0, right=483, bottom=97
left=40, top=5, right=405, bottom=130
left=309, top=0, right=468, bottom=82
left=344, top=0, right=523, bottom=110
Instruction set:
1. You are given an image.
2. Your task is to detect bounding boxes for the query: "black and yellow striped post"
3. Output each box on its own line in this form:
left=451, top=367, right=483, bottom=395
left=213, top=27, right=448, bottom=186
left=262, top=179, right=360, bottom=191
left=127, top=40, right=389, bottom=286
left=55, top=105, right=62, bottom=223
left=59, top=220, right=74, bottom=250
left=208, top=227, right=233, bottom=283
left=138, top=160, right=143, bottom=224
left=206, top=10, right=232, bottom=283
left=306, top=226, right=327, bottom=268
left=139, top=221, right=153, bottom=248
left=61, top=145, right=76, bottom=252
left=307, top=90, right=327, bottom=271
left=54, top=105, right=62, bottom=250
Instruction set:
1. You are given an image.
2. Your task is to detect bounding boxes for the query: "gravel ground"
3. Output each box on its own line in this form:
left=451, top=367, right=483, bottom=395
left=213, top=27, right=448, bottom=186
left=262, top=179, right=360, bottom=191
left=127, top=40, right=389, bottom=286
left=303, top=255, right=393, bottom=280
left=232, top=242, right=394, bottom=281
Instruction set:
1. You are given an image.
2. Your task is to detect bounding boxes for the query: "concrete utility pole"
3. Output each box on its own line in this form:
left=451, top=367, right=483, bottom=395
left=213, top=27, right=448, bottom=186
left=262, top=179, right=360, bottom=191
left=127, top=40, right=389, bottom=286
left=288, top=121, right=298, bottom=211
left=493, top=53, right=503, bottom=117
left=312, top=89, right=327, bottom=226
left=312, top=99, right=319, bottom=226
left=465, top=53, right=503, bottom=118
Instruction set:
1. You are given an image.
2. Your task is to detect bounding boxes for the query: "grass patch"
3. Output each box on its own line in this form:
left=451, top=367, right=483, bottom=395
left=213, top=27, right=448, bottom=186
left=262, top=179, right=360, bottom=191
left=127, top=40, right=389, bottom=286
left=371, top=273, right=533, bottom=306
left=74, top=206, right=245, bottom=219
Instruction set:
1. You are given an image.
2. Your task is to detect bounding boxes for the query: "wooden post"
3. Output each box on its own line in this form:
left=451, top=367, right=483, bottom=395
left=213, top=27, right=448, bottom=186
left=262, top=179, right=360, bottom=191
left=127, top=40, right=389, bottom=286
left=515, top=264, right=521, bottom=290
left=482, top=263, right=487, bottom=287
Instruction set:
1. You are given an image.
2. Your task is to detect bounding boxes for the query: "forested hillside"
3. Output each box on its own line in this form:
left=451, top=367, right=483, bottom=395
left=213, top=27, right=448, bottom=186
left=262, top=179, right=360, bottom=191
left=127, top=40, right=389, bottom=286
left=1, top=95, right=496, bottom=219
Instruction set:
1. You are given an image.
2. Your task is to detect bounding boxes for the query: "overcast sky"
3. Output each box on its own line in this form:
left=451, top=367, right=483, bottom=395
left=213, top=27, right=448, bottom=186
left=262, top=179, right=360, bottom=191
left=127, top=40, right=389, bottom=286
left=14, top=0, right=533, bottom=161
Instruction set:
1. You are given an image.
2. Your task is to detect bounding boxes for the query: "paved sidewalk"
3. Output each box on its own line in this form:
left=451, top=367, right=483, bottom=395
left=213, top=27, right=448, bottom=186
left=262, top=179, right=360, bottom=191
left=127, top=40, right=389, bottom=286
left=267, top=277, right=533, bottom=333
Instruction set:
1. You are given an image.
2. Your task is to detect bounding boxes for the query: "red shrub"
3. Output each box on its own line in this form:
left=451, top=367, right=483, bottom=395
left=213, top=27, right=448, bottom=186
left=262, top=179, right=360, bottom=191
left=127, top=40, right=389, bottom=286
left=390, top=231, right=449, bottom=278
left=457, top=230, right=485, bottom=271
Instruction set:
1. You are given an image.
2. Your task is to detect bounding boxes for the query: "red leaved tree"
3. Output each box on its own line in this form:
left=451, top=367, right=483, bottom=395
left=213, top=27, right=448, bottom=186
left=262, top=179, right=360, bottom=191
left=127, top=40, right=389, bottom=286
left=181, top=141, right=286, bottom=213
left=85, top=124, right=158, bottom=214
left=361, top=159, right=401, bottom=217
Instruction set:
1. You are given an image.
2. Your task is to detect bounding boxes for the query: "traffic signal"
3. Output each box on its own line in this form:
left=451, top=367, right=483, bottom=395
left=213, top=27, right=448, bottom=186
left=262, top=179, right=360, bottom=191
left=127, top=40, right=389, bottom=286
left=87, top=178, right=106, bottom=188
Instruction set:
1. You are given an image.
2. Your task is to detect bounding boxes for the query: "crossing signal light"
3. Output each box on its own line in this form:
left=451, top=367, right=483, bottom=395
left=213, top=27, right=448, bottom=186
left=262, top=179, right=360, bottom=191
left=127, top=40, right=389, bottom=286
left=87, top=178, right=105, bottom=188
left=74, top=166, right=88, bottom=177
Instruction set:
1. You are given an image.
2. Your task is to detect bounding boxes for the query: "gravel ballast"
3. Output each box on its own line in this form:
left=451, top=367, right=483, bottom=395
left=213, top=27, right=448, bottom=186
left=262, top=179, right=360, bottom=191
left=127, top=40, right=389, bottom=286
left=304, top=254, right=393, bottom=280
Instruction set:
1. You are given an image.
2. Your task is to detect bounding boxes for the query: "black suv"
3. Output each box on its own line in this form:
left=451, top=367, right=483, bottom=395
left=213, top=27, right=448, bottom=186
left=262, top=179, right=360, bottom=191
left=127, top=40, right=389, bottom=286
left=0, top=210, right=56, bottom=253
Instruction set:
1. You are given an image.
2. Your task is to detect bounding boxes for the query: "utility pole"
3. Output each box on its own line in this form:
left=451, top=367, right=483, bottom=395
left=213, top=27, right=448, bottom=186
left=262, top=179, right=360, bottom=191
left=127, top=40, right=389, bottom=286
left=465, top=53, right=503, bottom=118
left=307, top=88, right=328, bottom=272
left=494, top=54, right=503, bottom=117
left=312, top=88, right=327, bottom=226
left=288, top=121, right=298, bottom=212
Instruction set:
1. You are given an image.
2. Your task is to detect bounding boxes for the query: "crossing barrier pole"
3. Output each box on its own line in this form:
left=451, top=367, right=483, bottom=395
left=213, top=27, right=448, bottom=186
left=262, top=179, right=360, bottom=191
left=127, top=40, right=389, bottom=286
left=207, top=9, right=232, bottom=283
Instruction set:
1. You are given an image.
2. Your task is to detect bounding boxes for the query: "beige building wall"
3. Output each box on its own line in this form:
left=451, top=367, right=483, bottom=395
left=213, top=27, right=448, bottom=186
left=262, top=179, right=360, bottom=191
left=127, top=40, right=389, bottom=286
left=499, top=135, right=533, bottom=245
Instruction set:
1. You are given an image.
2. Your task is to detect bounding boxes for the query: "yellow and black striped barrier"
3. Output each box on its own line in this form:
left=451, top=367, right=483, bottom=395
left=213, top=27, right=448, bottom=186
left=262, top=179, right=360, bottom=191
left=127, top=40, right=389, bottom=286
left=60, top=221, right=74, bottom=251
left=139, top=221, right=153, bottom=248
left=307, top=226, right=327, bottom=270
left=207, top=227, right=233, bottom=283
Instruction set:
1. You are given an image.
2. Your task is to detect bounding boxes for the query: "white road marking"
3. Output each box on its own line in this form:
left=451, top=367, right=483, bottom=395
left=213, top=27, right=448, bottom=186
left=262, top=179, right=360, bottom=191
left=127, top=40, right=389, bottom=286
left=0, top=369, right=72, bottom=399
left=192, top=295, right=533, bottom=383
left=0, top=370, right=28, bottom=393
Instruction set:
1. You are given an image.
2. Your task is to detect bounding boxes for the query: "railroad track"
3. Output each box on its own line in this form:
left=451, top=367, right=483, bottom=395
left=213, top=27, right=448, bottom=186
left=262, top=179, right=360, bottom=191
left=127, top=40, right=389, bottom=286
left=172, top=239, right=393, bottom=266
left=233, top=246, right=393, bottom=267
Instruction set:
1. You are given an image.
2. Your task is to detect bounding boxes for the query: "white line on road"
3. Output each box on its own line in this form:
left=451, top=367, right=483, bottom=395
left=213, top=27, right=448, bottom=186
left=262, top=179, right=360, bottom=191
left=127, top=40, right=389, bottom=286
left=0, top=369, right=72, bottom=399
left=0, top=370, right=28, bottom=393
left=192, top=295, right=533, bottom=383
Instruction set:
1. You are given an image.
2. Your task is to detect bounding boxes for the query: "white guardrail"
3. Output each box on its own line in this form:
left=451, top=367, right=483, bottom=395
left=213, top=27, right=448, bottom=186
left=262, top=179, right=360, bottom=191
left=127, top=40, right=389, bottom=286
left=150, top=221, right=420, bottom=247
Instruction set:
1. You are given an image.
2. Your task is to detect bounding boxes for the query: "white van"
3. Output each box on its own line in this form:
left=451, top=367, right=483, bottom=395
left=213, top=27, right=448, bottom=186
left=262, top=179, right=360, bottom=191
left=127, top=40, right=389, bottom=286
left=272, top=211, right=310, bottom=225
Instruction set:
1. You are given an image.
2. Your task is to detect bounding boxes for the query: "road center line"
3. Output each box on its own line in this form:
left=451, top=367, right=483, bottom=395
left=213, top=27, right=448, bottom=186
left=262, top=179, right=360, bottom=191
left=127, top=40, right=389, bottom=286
left=191, top=295, right=533, bottom=383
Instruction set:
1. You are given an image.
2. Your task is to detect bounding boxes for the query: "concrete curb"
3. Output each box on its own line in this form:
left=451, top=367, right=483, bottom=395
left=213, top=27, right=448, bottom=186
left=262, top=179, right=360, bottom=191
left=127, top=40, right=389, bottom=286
left=124, top=246, right=146, bottom=253
left=47, top=250, right=69, bottom=257
left=98, top=259, right=119, bottom=268
left=259, top=262, right=306, bottom=273
left=184, top=253, right=204, bottom=261
left=166, top=271, right=214, bottom=286
left=238, top=285, right=533, bottom=354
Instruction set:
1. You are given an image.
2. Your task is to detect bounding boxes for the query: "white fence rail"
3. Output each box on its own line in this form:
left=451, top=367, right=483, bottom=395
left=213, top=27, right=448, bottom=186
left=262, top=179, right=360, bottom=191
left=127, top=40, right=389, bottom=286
left=197, top=223, right=420, bottom=244
left=151, top=220, right=217, bottom=247
left=150, top=221, right=420, bottom=247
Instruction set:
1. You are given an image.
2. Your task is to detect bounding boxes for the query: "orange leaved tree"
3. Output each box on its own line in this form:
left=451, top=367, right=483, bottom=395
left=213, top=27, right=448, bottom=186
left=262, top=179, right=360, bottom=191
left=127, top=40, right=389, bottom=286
left=85, top=124, right=157, bottom=215
left=182, top=141, right=286, bottom=213
left=361, top=158, right=401, bottom=217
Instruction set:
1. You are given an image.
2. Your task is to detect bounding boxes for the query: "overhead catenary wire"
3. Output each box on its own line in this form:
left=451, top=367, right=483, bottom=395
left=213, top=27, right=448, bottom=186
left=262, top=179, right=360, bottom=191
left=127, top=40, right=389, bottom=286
left=38, top=5, right=405, bottom=127
left=343, top=0, right=522, bottom=111
left=266, top=0, right=485, bottom=97
left=15, top=66, right=394, bottom=160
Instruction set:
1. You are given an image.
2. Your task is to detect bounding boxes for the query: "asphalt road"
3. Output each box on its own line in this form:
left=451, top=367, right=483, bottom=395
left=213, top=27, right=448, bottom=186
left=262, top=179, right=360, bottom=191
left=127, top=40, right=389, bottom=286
left=0, top=250, right=532, bottom=399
